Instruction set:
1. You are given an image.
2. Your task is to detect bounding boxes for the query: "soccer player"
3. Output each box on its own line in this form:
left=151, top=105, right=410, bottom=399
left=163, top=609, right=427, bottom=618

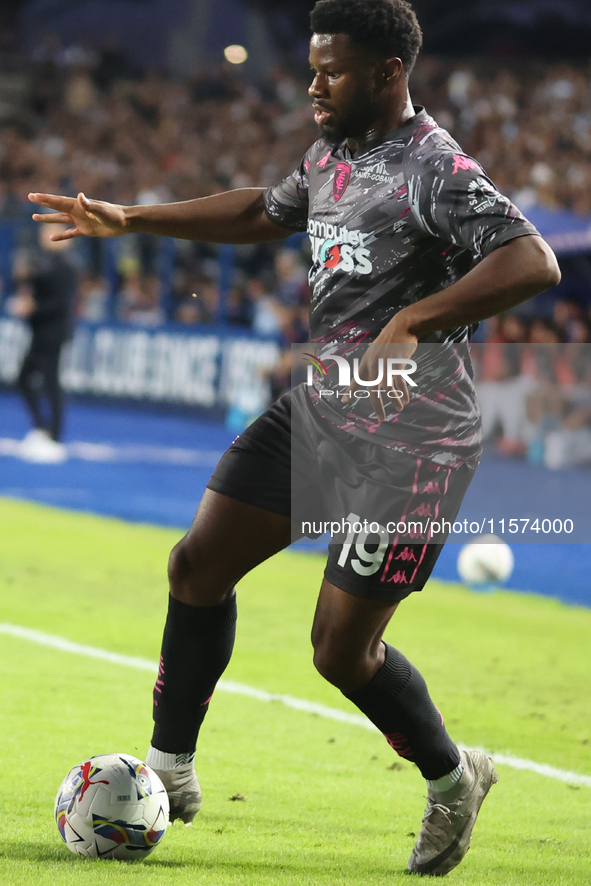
left=13, top=223, right=77, bottom=463
left=29, top=0, right=561, bottom=875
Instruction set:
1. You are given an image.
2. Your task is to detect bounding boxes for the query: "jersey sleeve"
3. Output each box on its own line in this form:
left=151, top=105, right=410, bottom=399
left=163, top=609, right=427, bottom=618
left=407, top=151, right=540, bottom=258
left=263, top=148, right=313, bottom=233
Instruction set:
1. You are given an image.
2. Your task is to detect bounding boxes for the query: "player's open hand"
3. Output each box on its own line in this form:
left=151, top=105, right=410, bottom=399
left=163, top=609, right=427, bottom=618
left=341, top=333, right=418, bottom=422
left=28, top=192, right=130, bottom=240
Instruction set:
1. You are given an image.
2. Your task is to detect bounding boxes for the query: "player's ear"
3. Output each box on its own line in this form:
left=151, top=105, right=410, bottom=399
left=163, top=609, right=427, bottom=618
left=383, top=56, right=403, bottom=83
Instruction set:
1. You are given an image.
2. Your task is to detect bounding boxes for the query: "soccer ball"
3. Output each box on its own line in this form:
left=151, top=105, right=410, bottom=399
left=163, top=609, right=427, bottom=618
left=457, top=534, right=514, bottom=584
left=54, top=753, right=169, bottom=860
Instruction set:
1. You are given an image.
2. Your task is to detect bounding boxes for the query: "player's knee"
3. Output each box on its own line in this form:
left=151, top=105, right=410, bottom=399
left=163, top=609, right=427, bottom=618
left=312, top=637, right=353, bottom=689
left=167, top=539, right=193, bottom=591
left=312, top=628, right=380, bottom=692
left=167, top=537, right=211, bottom=599
left=312, top=645, right=336, bottom=685
left=167, top=536, right=233, bottom=606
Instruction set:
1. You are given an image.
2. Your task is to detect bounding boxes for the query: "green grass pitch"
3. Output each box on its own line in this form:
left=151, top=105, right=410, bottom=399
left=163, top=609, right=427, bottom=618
left=0, top=496, right=590, bottom=885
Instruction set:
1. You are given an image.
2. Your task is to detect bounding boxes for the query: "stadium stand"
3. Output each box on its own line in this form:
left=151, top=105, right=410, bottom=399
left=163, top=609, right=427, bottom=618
left=1, top=44, right=591, bottom=326
left=1, top=42, right=591, bottom=446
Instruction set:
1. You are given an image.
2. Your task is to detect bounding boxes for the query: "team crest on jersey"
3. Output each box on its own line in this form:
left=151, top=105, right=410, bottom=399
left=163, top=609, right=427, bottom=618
left=333, top=162, right=352, bottom=202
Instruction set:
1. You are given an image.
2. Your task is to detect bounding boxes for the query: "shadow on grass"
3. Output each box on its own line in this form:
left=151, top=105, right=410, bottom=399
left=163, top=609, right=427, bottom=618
left=3, top=842, right=582, bottom=883
left=0, top=841, right=403, bottom=878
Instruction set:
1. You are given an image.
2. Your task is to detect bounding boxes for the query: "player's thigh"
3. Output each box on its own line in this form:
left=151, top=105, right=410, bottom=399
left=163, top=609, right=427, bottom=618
left=172, top=389, right=306, bottom=604
left=170, top=489, right=292, bottom=606
left=171, top=387, right=322, bottom=605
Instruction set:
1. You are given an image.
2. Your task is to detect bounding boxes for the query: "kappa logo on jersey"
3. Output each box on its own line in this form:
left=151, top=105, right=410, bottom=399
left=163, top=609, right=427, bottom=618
left=333, top=162, right=352, bottom=201
left=452, top=155, right=481, bottom=175
left=468, top=176, right=501, bottom=213
left=307, top=219, right=373, bottom=276
left=356, top=159, right=397, bottom=184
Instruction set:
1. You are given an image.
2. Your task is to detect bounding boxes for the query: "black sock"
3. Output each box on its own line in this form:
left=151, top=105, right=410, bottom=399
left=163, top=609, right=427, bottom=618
left=151, top=593, right=237, bottom=754
left=345, top=643, right=460, bottom=780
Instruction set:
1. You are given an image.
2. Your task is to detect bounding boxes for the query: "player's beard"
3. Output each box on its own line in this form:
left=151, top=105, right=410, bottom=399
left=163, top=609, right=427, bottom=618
left=317, top=122, right=347, bottom=146
left=317, top=93, right=380, bottom=146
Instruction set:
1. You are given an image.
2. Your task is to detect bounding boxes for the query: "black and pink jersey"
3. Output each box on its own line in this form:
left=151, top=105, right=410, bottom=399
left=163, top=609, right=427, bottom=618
left=263, top=107, right=540, bottom=467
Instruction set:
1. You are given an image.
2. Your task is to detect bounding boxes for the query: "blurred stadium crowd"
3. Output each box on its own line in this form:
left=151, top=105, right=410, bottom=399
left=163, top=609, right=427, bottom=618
left=1, top=38, right=591, bottom=352
left=473, top=341, right=591, bottom=469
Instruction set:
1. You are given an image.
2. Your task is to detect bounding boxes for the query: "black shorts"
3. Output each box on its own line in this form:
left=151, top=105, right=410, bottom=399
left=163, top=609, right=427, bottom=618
left=208, top=387, right=475, bottom=603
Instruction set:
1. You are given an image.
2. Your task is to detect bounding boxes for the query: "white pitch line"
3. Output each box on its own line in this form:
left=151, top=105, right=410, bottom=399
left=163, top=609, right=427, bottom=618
left=0, top=438, right=223, bottom=467
left=2, top=622, right=591, bottom=789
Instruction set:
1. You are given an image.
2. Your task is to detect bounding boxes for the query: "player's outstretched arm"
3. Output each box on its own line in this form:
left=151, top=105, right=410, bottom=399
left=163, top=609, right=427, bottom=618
left=28, top=189, right=291, bottom=244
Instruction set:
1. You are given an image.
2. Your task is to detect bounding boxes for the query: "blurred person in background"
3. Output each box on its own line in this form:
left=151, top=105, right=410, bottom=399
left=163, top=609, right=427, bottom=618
left=476, top=343, right=533, bottom=455
left=248, top=277, right=284, bottom=337
left=173, top=296, right=201, bottom=325
left=501, top=313, right=530, bottom=343
left=10, top=223, right=77, bottom=462
left=118, top=272, right=165, bottom=326
left=76, top=272, right=109, bottom=321
left=540, top=354, right=591, bottom=469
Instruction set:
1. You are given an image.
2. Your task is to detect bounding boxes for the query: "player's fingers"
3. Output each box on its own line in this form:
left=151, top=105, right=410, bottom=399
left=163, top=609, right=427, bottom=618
left=401, top=378, right=410, bottom=407
left=49, top=227, right=82, bottom=241
left=78, top=192, right=104, bottom=214
left=77, top=193, right=114, bottom=227
left=390, top=378, right=409, bottom=413
left=28, top=193, right=76, bottom=212
left=32, top=212, right=74, bottom=224
left=341, top=380, right=357, bottom=404
left=370, top=389, right=386, bottom=422
left=78, top=192, right=96, bottom=218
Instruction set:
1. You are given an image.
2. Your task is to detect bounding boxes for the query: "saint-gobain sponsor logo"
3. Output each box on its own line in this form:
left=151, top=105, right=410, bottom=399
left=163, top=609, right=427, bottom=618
left=356, top=160, right=397, bottom=184
left=307, top=219, right=373, bottom=276
left=304, top=352, right=417, bottom=396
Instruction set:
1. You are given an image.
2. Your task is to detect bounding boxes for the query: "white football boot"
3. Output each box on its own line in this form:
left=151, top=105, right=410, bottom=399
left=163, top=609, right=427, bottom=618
left=408, top=749, right=498, bottom=876
left=152, top=764, right=202, bottom=825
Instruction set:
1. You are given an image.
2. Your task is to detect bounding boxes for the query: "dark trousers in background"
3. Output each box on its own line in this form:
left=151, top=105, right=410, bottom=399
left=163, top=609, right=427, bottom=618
left=17, top=339, right=65, bottom=441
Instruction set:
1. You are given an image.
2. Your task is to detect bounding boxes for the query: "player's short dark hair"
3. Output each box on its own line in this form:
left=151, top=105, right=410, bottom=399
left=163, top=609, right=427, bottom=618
left=310, top=0, right=423, bottom=74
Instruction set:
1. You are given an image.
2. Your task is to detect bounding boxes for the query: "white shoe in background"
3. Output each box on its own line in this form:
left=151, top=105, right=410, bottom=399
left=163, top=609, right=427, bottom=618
left=19, top=428, right=68, bottom=464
